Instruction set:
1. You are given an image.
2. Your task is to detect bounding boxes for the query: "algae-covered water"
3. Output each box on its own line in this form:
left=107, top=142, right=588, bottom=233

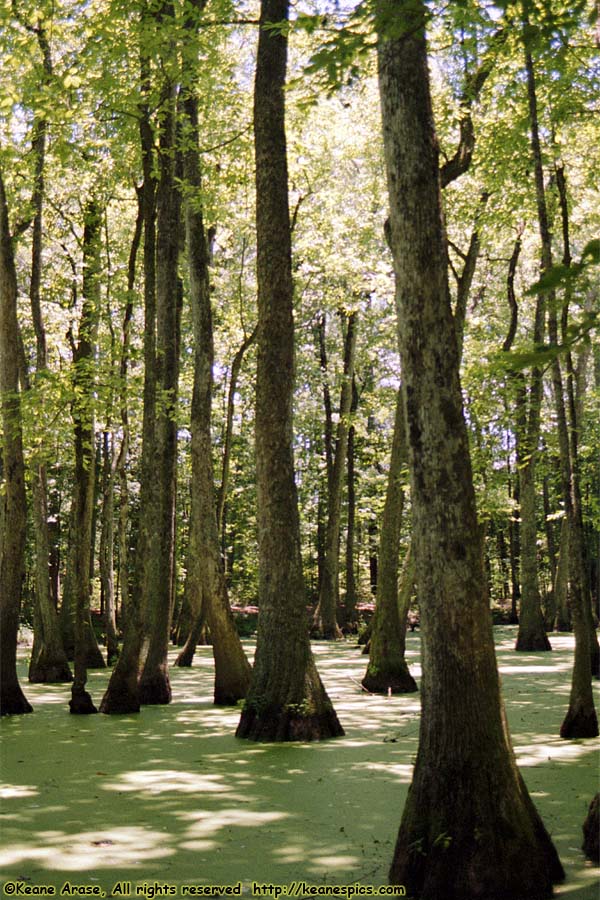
left=1, top=629, right=598, bottom=898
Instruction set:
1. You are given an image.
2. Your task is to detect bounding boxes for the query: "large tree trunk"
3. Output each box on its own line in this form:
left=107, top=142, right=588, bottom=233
left=138, top=0, right=181, bottom=705
left=377, top=4, right=563, bottom=895
left=362, top=390, right=416, bottom=694
left=312, top=311, right=358, bottom=639
left=182, top=7, right=252, bottom=704
left=0, top=169, right=33, bottom=716
left=69, top=199, right=103, bottom=715
left=236, top=0, right=343, bottom=742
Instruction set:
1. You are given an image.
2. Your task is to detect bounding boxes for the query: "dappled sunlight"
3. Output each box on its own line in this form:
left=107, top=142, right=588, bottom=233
left=102, top=770, right=234, bottom=796
left=515, top=737, right=598, bottom=767
left=311, top=856, right=360, bottom=870
left=178, top=808, right=288, bottom=839
left=0, top=783, right=39, bottom=799
left=2, top=629, right=597, bottom=895
left=0, top=826, right=175, bottom=871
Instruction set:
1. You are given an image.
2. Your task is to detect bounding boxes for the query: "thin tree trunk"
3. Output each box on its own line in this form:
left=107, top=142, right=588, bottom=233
left=236, top=0, right=343, bottom=742
left=377, top=5, right=563, bottom=894
left=514, top=45, right=552, bottom=651
left=217, top=327, right=257, bottom=536
left=363, top=390, right=416, bottom=694
left=182, top=3, right=251, bottom=703
left=100, top=19, right=157, bottom=713
left=343, top=375, right=359, bottom=629
left=312, top=312, right=358, bottom=639
left=0, top=169, right=33, bottom=716
left=69, top=199, right=103, bottom=715
left=553, top=517, right=571, bottom=631
left=100, top=430, right=119, bottom=666
left=18, top=20, right=72, bottom=684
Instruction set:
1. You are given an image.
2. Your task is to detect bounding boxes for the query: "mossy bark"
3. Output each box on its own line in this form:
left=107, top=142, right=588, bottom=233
left=377, top=5, right=563, bottom=895
left=237, top=0, right=343, bottom=742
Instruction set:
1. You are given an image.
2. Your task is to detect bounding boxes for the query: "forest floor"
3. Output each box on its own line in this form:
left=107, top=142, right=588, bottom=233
left=0, top=627, right=598, bottom=898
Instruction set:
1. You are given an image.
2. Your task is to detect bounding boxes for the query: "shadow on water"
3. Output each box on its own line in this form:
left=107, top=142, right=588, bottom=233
left=0, top=627, right=597, bottom=898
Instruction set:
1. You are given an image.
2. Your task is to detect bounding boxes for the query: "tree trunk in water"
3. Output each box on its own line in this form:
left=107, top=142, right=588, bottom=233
left=182, top=32, right=251, bottom=704
left=553, top=517, right=571, bottom=631
left=377, top=5, right=563, bottom=895
left=236, top=0, right=343, bottom=742
left=582, top=794, right=599, bottom=863
left=69, top=199, right=103, bottom=715
left=516, top=463, right=551, bottom=650
left=19, top=24, right=72, bottom=684
left=100, top=430, right=119, bottom=666
left=516, top=36, right=554, bottom=653
left=174, top=606, right=208, bottom=668
left=313, top=312, right=358, bottom=639
left=100, top=30, right=157, bottom=713
left=138, top=0, right=181, bottom=705
left=0, top=169, right=33, bottom=716
left=363, top=390, right=416, bottom=694
left=28, top=467, right=72, bottom=682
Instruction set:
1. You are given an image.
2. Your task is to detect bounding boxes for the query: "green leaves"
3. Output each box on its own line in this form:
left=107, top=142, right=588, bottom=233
left=527, top=240, right=600, bottom=296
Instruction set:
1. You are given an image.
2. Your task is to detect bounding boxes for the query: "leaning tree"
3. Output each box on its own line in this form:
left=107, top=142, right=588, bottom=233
left=376, top=0, right=564, bottom=896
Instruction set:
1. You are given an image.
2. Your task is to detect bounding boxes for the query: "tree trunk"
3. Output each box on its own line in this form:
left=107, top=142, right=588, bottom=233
left=69, top=198, right=103, bottom=715
left=236, top=0, right=343, bottom=742
left=28, top=465, right=72, bottom=682
left=553, top=517, right=571, bottom=631
left=100, top=26, right=157, bottom=713
left=343, top=376, right=359, bottom=629
left=0, top=169, right=33, bottom=716
left=174, top=605, right=208, bottom=668
left=516, top=462, right=551, bottom=650
left=362, top=390, right=416, bottom=694
left=313, top=311, right=358, bottom=639
left=138, top=0, right=181, bottom=705
left=377, top=5, right=563, bottom=895
left=515, top=35, right=554, bottom=653
left=182, top=13, right=252, bottom=704
left=18, top=23, right=72, bottom=685
left=100, top=430, right=119, bottom=666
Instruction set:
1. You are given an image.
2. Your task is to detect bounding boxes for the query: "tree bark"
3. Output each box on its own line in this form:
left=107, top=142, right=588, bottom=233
left=0, top=169, right=33, bottom=716
left=236, top=0, right=343, bottom=742
left=182, top=4, right=252, bottom=704
left=100, top=430, right=119, bottom=666
left=100, top=20, right=157, bottom=713
left=362, top=390, right=416, bottom=694
left=69, top=199, right=103, bottom=715
left=515, top=40, right=551, bottom=652
left=343, top=376, right=359, bottom=629
left=138, top=0, right=181, bottom=705
left=312, top=311, right=358, bottom=639
left=377, top=3, right=563, bottom=894
left=553, top=517, right=571, bottom=631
